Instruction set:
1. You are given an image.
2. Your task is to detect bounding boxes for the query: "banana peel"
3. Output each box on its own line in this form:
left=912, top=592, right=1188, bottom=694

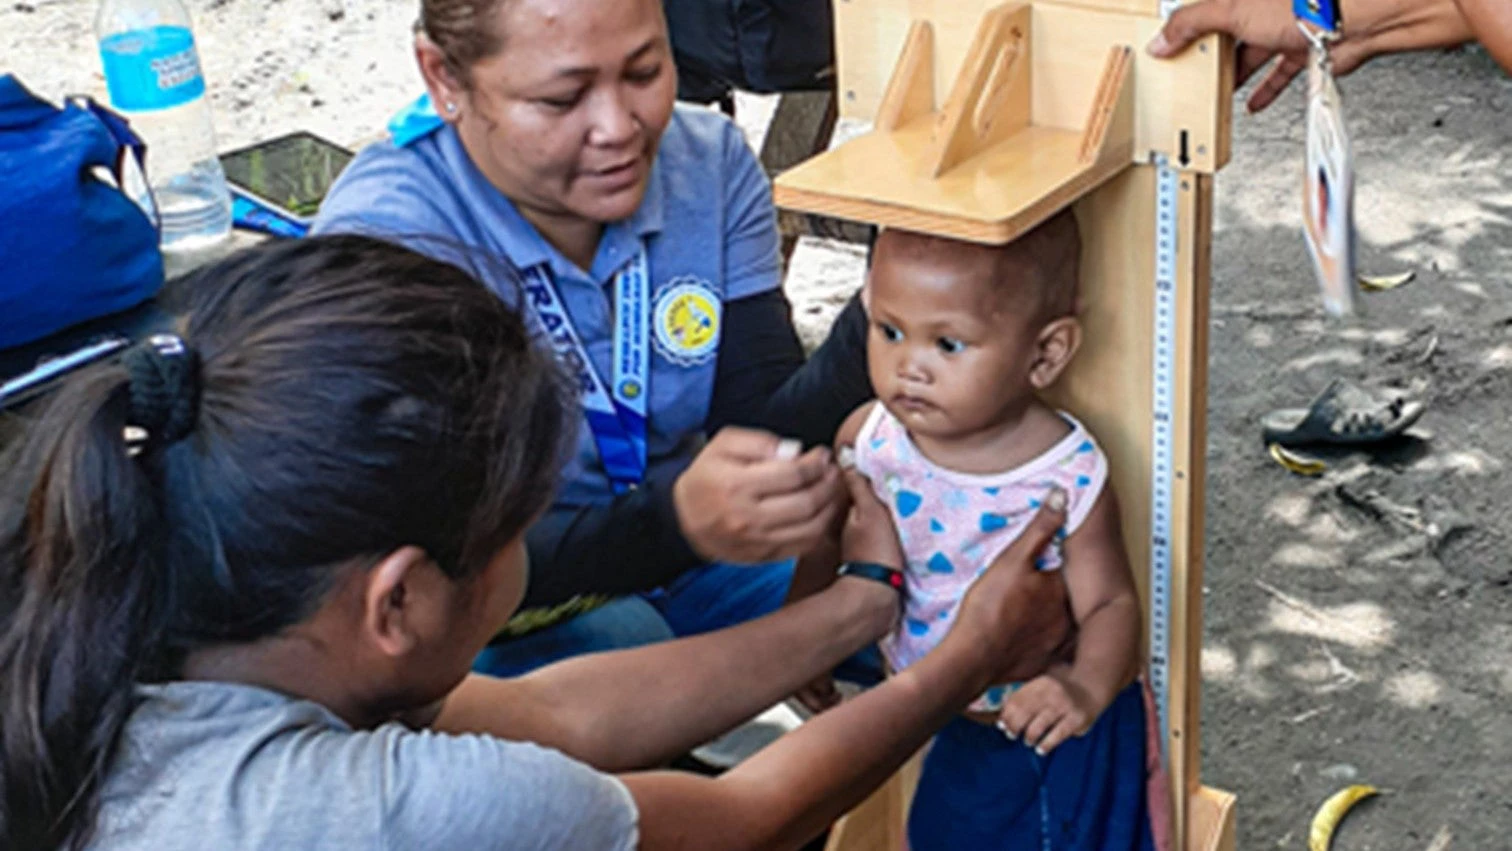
left=1269, top=443, right=1327, bottom=477
left=1309, top=784, right=1379, bottom=851
left=1358, top=271, right=1415, bottom=292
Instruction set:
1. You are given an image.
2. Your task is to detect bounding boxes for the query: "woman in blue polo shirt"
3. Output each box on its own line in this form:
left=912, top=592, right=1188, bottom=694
left=315, top=0, right=874, bottom=674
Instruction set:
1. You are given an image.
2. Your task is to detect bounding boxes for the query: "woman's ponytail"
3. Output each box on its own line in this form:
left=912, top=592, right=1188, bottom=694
left=0, top=235, right=572, bottom=849
left=0, top=336, right=198, bottom=850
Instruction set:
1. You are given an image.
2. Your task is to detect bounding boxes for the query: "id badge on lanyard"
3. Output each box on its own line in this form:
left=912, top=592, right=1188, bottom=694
left=1295, top=0, right=1359, bottom=317
left=524, top=250, right=651, bottom=493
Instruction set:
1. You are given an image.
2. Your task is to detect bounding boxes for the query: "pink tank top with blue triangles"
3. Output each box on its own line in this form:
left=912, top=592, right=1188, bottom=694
left=853, top=403, right=1109, bottom=713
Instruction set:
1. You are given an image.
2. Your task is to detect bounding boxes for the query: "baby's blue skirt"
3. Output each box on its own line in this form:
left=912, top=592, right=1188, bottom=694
left=907, top=681, right=1155, bottom=851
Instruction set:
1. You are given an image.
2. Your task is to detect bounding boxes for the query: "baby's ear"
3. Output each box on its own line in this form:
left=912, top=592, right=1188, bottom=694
left=859, top=279, right=873, bottom=315
left=1029, top=316, right=1082, bottom=389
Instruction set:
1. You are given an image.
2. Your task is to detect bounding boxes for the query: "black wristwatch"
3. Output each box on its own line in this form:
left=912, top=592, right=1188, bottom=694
left=837, top=561, right=906, bottom=597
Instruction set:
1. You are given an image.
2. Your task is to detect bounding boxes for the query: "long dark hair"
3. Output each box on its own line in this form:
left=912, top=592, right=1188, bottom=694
left=0, top=235, right=572, bottom=850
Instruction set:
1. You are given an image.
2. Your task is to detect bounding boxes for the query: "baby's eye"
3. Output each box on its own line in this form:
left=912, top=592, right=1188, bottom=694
left=937, top=337, right=967, bottom=354
left=878, top=323, right=903, bottom=342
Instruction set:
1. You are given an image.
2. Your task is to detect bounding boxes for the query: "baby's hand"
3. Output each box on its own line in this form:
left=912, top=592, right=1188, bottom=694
left=996, top=673, right=1098, bottom=755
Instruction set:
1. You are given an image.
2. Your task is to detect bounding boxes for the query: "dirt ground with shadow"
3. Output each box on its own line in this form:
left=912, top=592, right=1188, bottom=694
left=3, top=1, right=1510, bottom=847
left=1194, top=46, right=1511, bottom=851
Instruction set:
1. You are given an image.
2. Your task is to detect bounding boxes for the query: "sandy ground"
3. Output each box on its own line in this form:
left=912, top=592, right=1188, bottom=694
left=5, top=2, right=1511, bottom=848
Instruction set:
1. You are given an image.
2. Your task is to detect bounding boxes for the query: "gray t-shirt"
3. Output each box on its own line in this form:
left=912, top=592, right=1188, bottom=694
left=87, top=681, right=639, bottom=850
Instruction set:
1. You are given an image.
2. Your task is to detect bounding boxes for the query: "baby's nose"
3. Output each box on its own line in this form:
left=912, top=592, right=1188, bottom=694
left=897, top=352, right=930, bottom=383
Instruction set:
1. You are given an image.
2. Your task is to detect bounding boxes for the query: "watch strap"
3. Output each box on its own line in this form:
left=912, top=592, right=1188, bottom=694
left=837, top=561, right=906, bottom=594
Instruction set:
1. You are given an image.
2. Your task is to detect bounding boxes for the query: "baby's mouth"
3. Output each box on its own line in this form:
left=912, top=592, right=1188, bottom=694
left=892, top=393, right=936, bottom=414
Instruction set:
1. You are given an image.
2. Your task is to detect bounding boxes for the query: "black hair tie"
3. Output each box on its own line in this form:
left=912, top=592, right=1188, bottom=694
left=123, top=334, right=201, bottom=447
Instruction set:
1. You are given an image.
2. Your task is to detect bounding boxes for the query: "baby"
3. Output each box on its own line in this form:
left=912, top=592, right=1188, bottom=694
left=810, top=210, right=1161, bottom=850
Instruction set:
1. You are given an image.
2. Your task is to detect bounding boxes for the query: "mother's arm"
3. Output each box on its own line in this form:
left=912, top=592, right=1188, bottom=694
left=437, top=486, right=1075, bottom=850
left=437, top=575, right=896, bottom=771
left=626, top=532, right=1067, bottom=851
left=435, top=454, right=918, bottom=768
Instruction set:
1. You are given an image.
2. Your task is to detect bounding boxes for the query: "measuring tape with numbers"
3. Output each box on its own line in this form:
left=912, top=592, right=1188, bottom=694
left=1148, top=0, right=1185, bottom=769
left=1148, top=153, right=1178, bottom=765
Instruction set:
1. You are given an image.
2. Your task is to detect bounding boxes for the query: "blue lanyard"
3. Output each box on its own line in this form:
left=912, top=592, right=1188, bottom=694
left=523, top=250, right=650, bottom=493
left=384, top=95, right=650, bottom=490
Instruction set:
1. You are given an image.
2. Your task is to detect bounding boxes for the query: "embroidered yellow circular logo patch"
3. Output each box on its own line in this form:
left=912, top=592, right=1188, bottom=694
left=653, top=279, right=721, bottom=365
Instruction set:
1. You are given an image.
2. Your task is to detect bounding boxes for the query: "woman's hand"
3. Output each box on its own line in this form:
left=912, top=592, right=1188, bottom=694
left=1148, top=0, right=1318, bottom=113
left=831, top=463, right=906, bottom=638
left=789, top=466, right=905, bottom=714
left=1147, top=0, right=1478, bottom=113
left=947, top=489, right=1075, bottom=686
left=673, top=427, right=844, bottom=564
left=837, top=466, right=905, bottom=571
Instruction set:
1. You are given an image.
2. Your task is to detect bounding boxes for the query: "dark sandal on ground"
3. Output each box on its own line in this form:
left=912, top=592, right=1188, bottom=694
left=1261, top=379, right=1426, bottom=447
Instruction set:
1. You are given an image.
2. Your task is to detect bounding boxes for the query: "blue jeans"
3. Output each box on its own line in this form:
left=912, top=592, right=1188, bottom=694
left=473, top=560, right=796, bottom=678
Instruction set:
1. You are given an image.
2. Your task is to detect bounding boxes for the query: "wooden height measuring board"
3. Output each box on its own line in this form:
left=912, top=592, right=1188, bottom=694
left=772, top=2, right=1237, bottom=849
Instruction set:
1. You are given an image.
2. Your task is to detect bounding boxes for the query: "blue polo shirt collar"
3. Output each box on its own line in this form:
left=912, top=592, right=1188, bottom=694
left=430, top=127, right=553, bottom=277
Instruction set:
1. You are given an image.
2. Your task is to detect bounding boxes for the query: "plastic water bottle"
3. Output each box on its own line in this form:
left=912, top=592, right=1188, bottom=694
left=96, top=0, right=231, bottom=251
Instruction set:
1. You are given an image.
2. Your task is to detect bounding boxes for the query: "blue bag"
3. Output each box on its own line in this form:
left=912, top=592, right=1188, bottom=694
left=0, top=74, right=163, bottom=350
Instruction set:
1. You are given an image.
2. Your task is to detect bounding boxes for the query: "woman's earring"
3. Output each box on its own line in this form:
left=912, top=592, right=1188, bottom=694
left=444, top=101, right=458, bottom=116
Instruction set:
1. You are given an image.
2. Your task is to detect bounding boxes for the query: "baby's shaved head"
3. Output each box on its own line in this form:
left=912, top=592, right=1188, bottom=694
left=873, top=209, right=1081, bottom=322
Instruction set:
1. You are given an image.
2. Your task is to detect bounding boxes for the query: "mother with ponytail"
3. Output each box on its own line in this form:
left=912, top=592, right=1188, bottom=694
left=0, top=237, right=573, bottom=850
left=0, top=235, right=1070, bottom=850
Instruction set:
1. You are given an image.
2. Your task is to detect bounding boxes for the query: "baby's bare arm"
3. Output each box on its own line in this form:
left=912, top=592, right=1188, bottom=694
left=996, top=485, right=1139, bottom=752
left=1056, top=486, right=1142, bottom=711
left=834, top=401, right=876, bottom=454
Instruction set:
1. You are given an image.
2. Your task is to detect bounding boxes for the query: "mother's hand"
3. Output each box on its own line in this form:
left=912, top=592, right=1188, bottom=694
left=949, top=489, right=1076, bottom=684
left=837, top=466, right=905, bottom=571
left=673, top=427, right=844, bottom=564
